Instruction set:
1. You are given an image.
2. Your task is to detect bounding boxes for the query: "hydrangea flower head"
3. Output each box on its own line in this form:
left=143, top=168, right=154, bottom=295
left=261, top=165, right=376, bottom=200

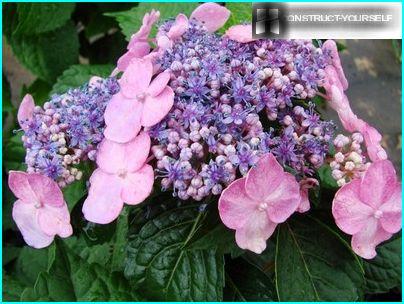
left=332, top=160, right=402, bottom=259
left=8, top=171, right=72, bottom=248
left=218, top=153, right=301, bottom=253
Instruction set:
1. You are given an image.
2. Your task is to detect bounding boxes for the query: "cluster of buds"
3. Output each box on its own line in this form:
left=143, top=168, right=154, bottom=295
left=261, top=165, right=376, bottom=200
left=330, top=133, right=370, bottom=186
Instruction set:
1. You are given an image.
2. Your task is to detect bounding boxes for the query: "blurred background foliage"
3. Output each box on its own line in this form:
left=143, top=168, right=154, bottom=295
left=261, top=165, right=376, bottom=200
left=2, top=2, right=402, bottom=302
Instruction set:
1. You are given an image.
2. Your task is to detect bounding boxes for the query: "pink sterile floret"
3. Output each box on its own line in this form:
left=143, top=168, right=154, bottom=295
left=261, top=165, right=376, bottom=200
left=225, top=24, right=256, bottom=43
left=8, top=171, right=72, bottom=248
left=82, top=132, right=154, bottom=224
left=104, top=58, right=174, bottom=143
left=218, top=153, right=301, bottom=254
left=332, top=160, right=402, bottom=259
left=190, top=2, right=231, bottom=33
left=17, top=94, right=35, bottom=131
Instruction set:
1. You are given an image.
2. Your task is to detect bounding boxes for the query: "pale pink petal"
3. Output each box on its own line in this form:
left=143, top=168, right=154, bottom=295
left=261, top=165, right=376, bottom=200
left=12, top=200, right=54, bottom=249
left=97, top=133, right=151, bottom=174
left=8, top=171, right=37, bottom=203
left=157, top=35, right=172, bottom=50
left=190, top=3, right=230, bottom=32
left=379, top=183, right=402, bottom=234
left=119, top=59, right=153, bottom=98
left=82, top=169, right=124, bottom=224
left=168, top=14, right=188, bottom=39
left=218, top=178, right=258, bottom=230
left=18, top=94, right=35, bottom=130
left=147, top=71, right=171, bottom=97
left=360, top=160, right=397, bottom=209
left=225, top=24, right=255, bottom=43
left=27, top=173, right=64, bottom=207
left=121, top=164, right=154, bottom=204
left=351, top=218, right=392, bottom=259
left=235, top=210, right=277, bottom=254
left=322, top=40, right=348, bottom=90
left=332, top=179, right=374, bottom=235
left=38, top=205, right=72, bottom=238
left=128, top=10, right=160, bottom=47
left=104, top=93, right=142, bottom=143
left=141, top=86, right=174, bottom=127
left=361, top=125, right=388, bottom=162
left=117, top=42, right=151, bottom=71
left=297, top=188, right=310, bottom=213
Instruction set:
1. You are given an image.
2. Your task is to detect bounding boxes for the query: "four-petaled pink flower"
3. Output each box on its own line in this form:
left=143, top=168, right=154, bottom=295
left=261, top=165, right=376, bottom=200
left=104, top=58, right=174, bottom=143
left=218, top=153, right=301, bottom=253
left=116, top=9, right=160, bottom=73
left=8, top=171, right=72, bottom=248
left=332, top=160, right=402, bottom=259
left=82, top=132, right=154, bottom=224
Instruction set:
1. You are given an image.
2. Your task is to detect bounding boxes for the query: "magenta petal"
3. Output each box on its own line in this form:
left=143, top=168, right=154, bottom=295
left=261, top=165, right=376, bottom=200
left=119, top=59, right=153, bottom=98
left=332, top=179, right=374, bottom=235
left=379, top=183, right=402, bottom=234
left=27, top=173, right=64, bottom=207
left=8, top=171, right=37, bottom=203
left=190, top=3, right=230, bottom=32
left=97, top=133, right=151, bottom=174
left=38, top=205, right=72, bottom=238
left=235, top=210, right=277, bottom=254
left=225, top=24, right=255, bottom=43
left=168, top=14, right=188, bottom=39
left=351, top=219, right=392, bottom=259
left=121, top=164, right=154, bottom=205
left=147, top=71, right=171, bottom=97
left=141, top=86, right=174, bottom=127
left=218, top=178, right=257, bottom=230
left=82, top=169, right=124, bottom=224
left=12, top=200, right=54, bottom=249
left=104, top=93, right=142, bottom=143
left=18, top=94, right=35, bottom=130
left=360, top=160, right=397, bottom=209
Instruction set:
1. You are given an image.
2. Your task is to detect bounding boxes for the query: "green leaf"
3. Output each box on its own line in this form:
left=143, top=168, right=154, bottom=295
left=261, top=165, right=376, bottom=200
left=106, top=3, right=198, bottom=40
left=9, top=21, right=79, bottom=83
left=2, top=273, right=26, bottom=301
left=224, top=257, right=276, bottom=301
left=318, top=164, right=338, bottom=189
left=21, top=240, right=138, bottom=301
left=51, top=64, right=113, bottom=95
left=220, top=3, right=252, bottom=33
left=363, top=235, right=402, bottom=294
left=111, top=208, right=130, bottom=272
left=275, top=216, right=365, bottom=301
left=15, top=3, right=76, bottom=35
left=20, top=78, right=52, bottom=107
left=2, top=74, right=13, bottom=113
left=3, top=245, right=21, bottom=266
left=63, top=179, right=87, bottom=212
left=4, top=134, right=26, bottom=172
left=124, top=204, right=224, bottom=301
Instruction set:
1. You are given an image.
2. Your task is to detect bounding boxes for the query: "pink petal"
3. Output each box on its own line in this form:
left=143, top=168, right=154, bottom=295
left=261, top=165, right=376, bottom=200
left=147, top=71, right=171, bottom=97
left=119, top=59, right=153, bottom=98
left=297, top=188, right=310, bottom=213
left=332, top=179, right=374, bottom=235
left=38, top=205, right=72, bottom=238
left=218, top=178, right=257, bottom=230
left=128, top=10, right=160, bottom=47
left=82, top=169, right=124, bottom=224
left=190, top=3, right=230, bottom=32
left=18, top=94, right=35, bottom=130
left=141, top=86, right=174, bottom=127
left=117, top=42, right=151, bottom=71
left=97, top=133, right=151, bottom=174
left=235, top=210, right=277, bottom=254
left=245, top=153, right=300, bottom=223
left=351, top=218, right=392, bottom=259
left=104, top=93, right=142, bottom=143
left=360, top=160, right=397, bottom=209
left=167, top=14, right=188, bottom=39
left=379, top=183, right=402, bottom=234
left=12, top=200, right=54, bottom=249
left=8, top=171, right=37, bottom=203
left=361, top=125, right=388, bottom=162
left=225, top=24, right=255, bottom=43
left=121, top=164, right=154, bottom=204
left=322, top=40, right=348, bottom=91
left=27, top=173, right=64, bottom=207
left=157, top=35, right=172, bottom=50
